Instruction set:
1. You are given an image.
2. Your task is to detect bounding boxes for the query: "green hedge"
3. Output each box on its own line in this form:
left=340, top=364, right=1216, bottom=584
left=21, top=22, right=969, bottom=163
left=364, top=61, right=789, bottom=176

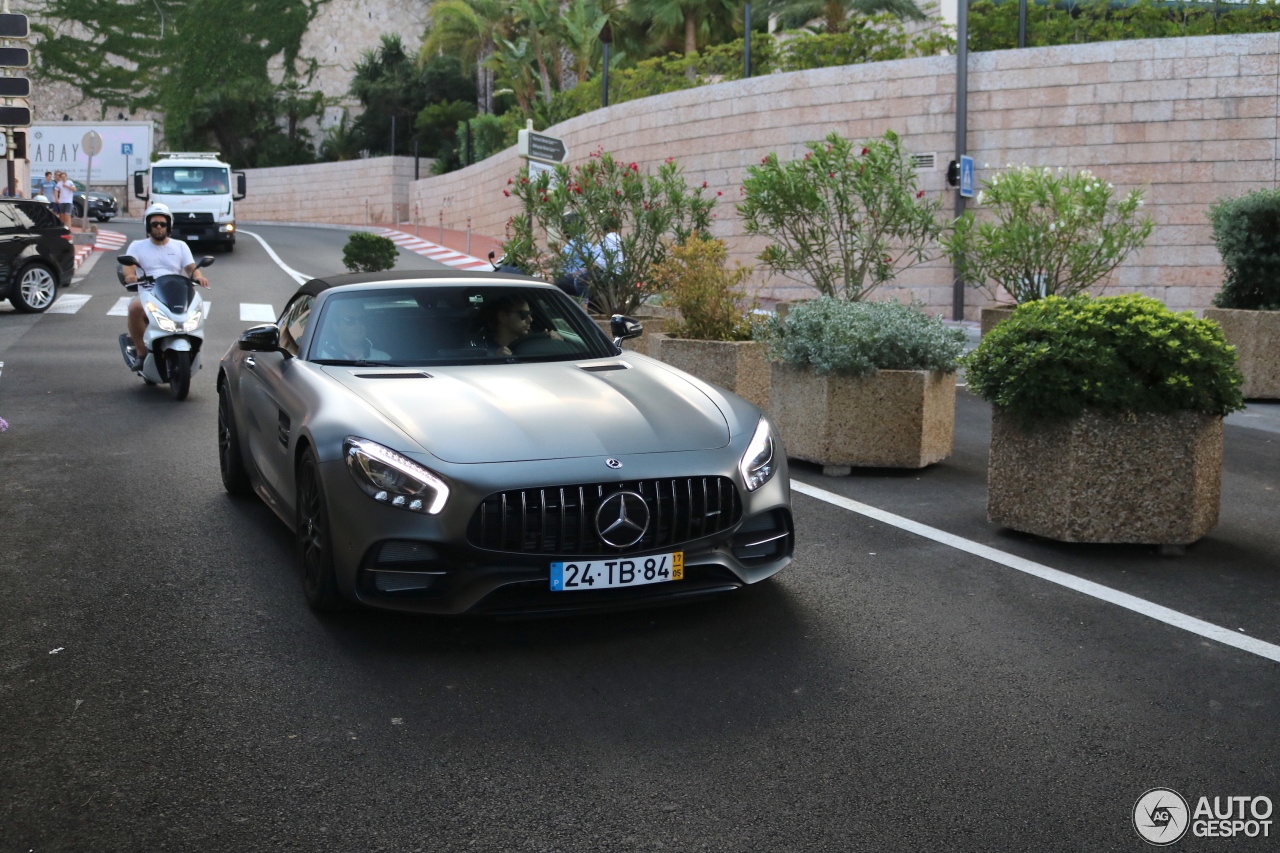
left=964, top=294, right=1244, bottom=429
left=342, top=232, right=398, bottom=273
left=1208, top=188, right=1280, bottom=311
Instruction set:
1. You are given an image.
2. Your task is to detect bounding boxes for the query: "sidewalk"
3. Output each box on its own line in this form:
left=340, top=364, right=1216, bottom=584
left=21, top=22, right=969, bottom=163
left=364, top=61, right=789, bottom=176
left=386, top=223, right=503, bottom=265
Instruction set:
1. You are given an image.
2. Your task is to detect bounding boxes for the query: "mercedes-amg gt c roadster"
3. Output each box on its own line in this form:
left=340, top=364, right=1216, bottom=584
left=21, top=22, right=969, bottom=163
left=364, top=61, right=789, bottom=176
left=217, top=270, right=793, bottom=615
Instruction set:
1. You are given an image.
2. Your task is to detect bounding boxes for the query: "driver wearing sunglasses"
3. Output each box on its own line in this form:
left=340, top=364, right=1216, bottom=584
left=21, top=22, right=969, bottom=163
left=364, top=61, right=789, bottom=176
left=476, top=294, right=563, bottom=357
left=121, top=203, right=210, bottom=366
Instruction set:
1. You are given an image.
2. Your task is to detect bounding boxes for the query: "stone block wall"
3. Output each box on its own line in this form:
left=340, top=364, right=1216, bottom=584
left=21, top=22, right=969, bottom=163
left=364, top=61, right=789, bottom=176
left=235, top=156, right=429, bottom=225
left=410, top=33, right=1280, bottom=317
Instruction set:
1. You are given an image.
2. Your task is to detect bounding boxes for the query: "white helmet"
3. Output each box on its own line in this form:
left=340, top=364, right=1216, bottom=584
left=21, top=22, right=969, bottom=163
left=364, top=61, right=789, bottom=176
left=143, top=202, right=173, bottom=231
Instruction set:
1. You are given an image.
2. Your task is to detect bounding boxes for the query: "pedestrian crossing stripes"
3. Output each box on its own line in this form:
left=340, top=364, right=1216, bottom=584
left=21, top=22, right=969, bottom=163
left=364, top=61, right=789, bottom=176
left=240, top=303, right=277, bottom=322
left=48, top=294, right=93, bottom=314
left=375, top=228, right=492, bottom=270
left=107, top=296, right=131, bottom=316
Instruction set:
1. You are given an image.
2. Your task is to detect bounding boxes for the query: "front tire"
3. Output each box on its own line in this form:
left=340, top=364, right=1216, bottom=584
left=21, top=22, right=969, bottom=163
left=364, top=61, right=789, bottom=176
left=167, top=350, right=191, bottom=400
left=217, top=382, right=252, bottom=496
left=11, top=264, right=57, bottom=313
left=296, top=449, right=347, bottom=612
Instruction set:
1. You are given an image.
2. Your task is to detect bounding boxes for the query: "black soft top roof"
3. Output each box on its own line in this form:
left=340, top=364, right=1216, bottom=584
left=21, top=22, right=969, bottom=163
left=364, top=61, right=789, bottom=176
left=297, top=268, right=545, bottom=298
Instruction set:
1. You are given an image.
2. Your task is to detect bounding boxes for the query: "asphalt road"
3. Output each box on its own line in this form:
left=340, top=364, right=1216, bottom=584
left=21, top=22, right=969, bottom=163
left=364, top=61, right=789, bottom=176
left=1, top=224, right=1278, bottom=852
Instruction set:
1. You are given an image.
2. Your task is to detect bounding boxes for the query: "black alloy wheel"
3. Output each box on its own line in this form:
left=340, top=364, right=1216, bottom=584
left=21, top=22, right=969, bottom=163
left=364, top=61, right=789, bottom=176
left=296, top=449, right=348, bottom=612
left=217, top=383, right=252, bottom=496
left=166, top=350, right=191, bottom=401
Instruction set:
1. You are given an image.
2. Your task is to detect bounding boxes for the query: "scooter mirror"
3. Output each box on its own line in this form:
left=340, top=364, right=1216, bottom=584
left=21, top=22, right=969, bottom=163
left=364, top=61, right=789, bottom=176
left=117, top=255, right=137, bottom=267
left=196, top=256, right=216, bottom=269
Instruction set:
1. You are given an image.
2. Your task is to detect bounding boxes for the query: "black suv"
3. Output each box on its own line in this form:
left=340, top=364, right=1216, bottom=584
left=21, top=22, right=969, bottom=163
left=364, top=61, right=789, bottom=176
left=0, top=200, right=75, bottom=313
left=72, top=190, right=120, bottom=222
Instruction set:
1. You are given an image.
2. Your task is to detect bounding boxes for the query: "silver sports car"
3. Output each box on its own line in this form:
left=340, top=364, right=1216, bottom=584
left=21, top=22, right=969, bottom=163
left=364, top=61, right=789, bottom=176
left=217, top=271, right=793, bottom=615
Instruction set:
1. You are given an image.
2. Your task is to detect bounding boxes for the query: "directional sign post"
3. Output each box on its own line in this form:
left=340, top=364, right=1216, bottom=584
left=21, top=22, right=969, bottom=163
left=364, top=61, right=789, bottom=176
left=518, top=129, right=568, bottom=164
left=81, top=131, right=103, bottom=228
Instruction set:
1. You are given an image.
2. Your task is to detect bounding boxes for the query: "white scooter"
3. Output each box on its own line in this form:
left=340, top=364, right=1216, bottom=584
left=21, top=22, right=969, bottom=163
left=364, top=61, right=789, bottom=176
left=116, top=254, right=214, bottom=401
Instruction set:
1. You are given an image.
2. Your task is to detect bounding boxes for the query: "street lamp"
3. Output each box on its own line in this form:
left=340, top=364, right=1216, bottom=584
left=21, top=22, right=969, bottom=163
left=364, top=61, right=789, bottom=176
left=599, top=22, right=613, bottom=108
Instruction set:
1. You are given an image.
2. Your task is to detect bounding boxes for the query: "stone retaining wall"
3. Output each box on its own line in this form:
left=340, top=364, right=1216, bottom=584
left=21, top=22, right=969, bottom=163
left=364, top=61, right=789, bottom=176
left=235, top=156, right=431, bottom=225
left=409, top=33, right=1280, bottom=318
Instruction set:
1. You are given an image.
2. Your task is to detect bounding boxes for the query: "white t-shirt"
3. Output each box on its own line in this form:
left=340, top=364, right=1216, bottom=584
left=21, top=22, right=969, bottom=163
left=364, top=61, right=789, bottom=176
left=126, top=238, right=195, bottom=279
left=57, top=179, right=75, bottom=204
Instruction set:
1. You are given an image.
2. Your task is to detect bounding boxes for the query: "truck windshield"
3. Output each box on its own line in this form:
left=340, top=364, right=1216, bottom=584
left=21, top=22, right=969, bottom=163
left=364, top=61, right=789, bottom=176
left=151, top=166, right=229, bottom=196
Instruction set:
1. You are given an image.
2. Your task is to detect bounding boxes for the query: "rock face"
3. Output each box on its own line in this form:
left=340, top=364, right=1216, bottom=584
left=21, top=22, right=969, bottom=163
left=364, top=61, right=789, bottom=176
left=648, top=335, right=770, bottom=410
left=768, top=364, right=956, bottom=471
left=988, top=408, right=1223, bottom=545
left=1203, top=308, right=1280, bottom=399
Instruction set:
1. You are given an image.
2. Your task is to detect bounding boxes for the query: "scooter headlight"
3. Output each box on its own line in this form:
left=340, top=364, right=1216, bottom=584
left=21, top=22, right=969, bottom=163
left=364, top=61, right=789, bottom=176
left=344, top=437, right=449, bottom=515
left=739, top=416, right=778, bottom=492
left=144, top=301, right=178, bottom=333
left=181, top=310, right=202, bottom=332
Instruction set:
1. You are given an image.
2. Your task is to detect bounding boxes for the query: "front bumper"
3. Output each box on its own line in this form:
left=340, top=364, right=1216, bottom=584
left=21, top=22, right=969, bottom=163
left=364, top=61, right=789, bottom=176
left=317, top=448, right=793, bottom=616
left=173, top=227, right=234, bottom=246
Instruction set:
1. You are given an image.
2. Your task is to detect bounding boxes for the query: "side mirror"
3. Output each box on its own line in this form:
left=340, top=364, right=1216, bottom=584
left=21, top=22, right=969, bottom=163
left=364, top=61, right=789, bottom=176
left=610, top=314, right=643, bottom=344
left=133, top=172, right=148, bottom=201
left=488, top=250, right=496, bottom=262
left=234, top=172, right=246, bottom=200
left=196, top=256, right=215, bottom=269
left=238, top=324, right=283, bottom=353
left=117, top=255, right=137, bottom=267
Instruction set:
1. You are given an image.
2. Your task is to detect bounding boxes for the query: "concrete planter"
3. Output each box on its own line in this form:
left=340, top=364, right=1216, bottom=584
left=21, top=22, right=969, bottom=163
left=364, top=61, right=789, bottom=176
left=1202, top=308, right=1280, bottom=399
left=648, top=334, right=769, bottom=409
left=593, top=315, right=671, bottom=356
left=980, top=306, right=1016, bottom=336
left=988, top=408, right=1222, bottom=545
left=768, top=363, right=956, bottom=474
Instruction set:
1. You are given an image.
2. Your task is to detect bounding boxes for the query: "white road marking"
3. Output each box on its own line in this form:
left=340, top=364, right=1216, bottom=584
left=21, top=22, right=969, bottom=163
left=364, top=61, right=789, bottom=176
left=240, top=303, right=277, bottom=322
left=374, top=228, right=490, bottom=270
left=790, top=479, right=1280, bottom=665
left=107, top=296, right=131, bottom=316
left=47, top=294, right=92, bottom=314
left=94, top=230, right=128, bottom=250
left=237, top=228, right=313, bottom=285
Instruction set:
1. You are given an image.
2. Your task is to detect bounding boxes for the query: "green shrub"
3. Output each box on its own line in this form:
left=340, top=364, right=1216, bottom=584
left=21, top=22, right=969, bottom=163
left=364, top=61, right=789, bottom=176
left=649, top=235, right=756, bottom=342
left=964, top=294, right=1244, bottom=429
left=1208, top=188, right=1280, bottom=311
left=755, top=297, right=965, bottom=376
left=342, top=232, right=399, bottom=273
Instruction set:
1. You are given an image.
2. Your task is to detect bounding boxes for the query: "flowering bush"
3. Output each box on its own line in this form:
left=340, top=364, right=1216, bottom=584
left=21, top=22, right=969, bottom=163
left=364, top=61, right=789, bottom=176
left=755, top=297, right=965, bottom=376
left=737, top=130, right=944, bottom=301
left=964, top=295, right=1243, bottom=429
left=648, top=235, right=756, bottom=342
left=501, top=151, right=716, bottom=316
left=942, top=166, right=1152, bottom=304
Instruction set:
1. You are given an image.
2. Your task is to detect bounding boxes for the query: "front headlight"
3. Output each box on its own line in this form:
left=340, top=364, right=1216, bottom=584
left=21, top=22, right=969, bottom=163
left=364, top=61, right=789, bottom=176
left=181, top=310, right=202, bottom=332
left=344, top=437, right=449, bottom=515
left=219, top=223, right=235, bottom=232
left=739, top=416, right=777, bottom=492
left=144, top=301, right=178, bottom=333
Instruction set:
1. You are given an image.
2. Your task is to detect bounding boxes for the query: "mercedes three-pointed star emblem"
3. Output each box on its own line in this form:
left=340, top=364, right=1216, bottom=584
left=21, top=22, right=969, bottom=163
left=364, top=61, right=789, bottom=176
left=595, top=491, right=650, bottom=548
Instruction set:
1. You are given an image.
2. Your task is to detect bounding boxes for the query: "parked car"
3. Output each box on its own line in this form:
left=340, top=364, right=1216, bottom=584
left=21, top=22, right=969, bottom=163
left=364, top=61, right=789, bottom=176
left=72, top=189, right=119, bottom=222
left=0, top=199, right=75, bottom=313
left=217, top=270, right=794, bottom=615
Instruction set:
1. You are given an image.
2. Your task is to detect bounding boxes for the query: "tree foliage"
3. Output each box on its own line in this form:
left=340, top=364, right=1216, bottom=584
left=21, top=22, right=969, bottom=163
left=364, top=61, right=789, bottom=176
left=1208, top=188, right=1280, bottom=311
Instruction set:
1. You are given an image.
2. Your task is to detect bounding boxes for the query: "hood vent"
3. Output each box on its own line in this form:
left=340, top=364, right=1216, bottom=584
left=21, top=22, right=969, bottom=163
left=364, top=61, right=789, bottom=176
left=578, top=362, right=630, bottom=373
left=354, top=372, right=433, bottom=379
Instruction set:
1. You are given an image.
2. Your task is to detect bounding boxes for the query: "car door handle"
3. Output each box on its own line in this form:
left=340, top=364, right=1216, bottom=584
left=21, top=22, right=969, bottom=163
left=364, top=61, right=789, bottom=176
left=245, top=356, right=256, bottom=368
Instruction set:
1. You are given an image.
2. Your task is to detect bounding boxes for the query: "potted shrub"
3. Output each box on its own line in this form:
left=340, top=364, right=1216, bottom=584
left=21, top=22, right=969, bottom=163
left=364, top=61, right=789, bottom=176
left=646, top=234, right=768, bottom=408
left=1203, top=188, right=1280, bottom=398
left=942, top=166, right=1152, bottom=333
left=757, top=297, right=966, bottom=474
left=965, top=294, right=1244, bottom=547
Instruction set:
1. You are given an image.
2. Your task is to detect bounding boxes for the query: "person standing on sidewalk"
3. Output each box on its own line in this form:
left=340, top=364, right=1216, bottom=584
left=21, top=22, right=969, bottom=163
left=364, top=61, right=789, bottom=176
left=39, top=171, right=56, bottom=204
left=55, top=172, right=76, bottom=227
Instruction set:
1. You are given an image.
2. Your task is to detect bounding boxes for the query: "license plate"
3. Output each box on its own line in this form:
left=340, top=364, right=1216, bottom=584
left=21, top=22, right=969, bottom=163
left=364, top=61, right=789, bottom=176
left=550, top=552, right=683, bottom=591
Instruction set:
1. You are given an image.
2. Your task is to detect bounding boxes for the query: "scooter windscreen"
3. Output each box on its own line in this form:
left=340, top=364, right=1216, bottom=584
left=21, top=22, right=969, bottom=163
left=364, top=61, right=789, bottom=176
left=151, top=275, right=195, bottom=313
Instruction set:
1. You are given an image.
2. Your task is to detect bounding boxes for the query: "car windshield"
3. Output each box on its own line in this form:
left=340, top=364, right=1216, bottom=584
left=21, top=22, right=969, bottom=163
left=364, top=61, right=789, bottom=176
left=307, top=285, right=617, bottom=366
left=151, top=166, right=229, bottom=196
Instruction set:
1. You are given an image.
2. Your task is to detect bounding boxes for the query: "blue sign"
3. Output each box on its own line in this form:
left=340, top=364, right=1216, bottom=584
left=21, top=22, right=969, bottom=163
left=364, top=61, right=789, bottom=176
left=121, top=142, right=133, bottom=155
left=959, top=155, right=975, bottom=199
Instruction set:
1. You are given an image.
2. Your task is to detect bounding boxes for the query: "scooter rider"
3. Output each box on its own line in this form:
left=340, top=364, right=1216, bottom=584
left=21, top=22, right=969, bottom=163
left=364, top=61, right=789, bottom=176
left=122, top=203, right=209, bottom=368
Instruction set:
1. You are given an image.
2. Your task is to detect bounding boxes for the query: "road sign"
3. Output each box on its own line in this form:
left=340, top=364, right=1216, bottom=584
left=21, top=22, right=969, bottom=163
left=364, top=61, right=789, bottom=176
left=0, top=13, right=28, bottom=39
left=0, top=47, right=29, bottom=69
left=0, top=77, right=29, bottom=98
left=518, top=129, right=568, bottom=164
left=959, top=155, right=975, bottom=199
left=122, top=142, right=133, bottom=156
left=0, top=105, right=30, bottom=127
left=82, top=131, right=104, bottom=157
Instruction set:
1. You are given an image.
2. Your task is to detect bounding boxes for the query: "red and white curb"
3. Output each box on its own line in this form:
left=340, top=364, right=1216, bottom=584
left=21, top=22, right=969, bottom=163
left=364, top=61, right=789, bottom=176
left=375, top=228, right=491, bottom=271
left=72, top=229, right=128, bottom=270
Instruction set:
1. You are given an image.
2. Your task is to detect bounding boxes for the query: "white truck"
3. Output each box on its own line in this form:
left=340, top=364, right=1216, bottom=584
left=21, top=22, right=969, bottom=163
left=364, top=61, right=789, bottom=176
left=134, top=152, right=246, bottom=252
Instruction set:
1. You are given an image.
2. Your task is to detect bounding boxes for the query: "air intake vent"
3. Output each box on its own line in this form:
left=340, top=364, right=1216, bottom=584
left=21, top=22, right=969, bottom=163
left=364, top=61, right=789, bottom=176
left=910, top=153, right=937, bottom=170
left=579, top=362, right=630, bottom=373
left=354, top=372, right=432, bottom=379
left=468, top=476, right=742, bottom=556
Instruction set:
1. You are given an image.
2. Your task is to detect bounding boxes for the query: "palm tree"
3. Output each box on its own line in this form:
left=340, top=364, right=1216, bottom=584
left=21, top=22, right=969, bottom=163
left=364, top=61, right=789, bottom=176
left=422, top=0, right=513, bottom=114
left=627, top=0, right=740, bottom=77
left=762, top=0, right=927, bottom=33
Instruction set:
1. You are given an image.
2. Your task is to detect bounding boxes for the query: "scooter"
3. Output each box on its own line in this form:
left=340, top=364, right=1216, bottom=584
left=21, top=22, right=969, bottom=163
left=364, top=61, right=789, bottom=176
left=116, top=254, right=215, bottom=401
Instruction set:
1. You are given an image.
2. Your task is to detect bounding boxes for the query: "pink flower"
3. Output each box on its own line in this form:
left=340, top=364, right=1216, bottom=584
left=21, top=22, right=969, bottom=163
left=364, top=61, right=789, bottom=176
left=917, top=190, right=925, bottom=198
left=665, top=157, right=675, bottom=164
left=861, top=148, right=869, bottom=155
left=701, top=182, right=708, bottom=189
left=507, top=178, right=513, bottom=185
left=828, top=172, right=835, bottom=178
left=628, top=162, right=639, bottom=172
left=716, top=191, right=723, bottom=196
left=502, top=190, right=510, bottom=197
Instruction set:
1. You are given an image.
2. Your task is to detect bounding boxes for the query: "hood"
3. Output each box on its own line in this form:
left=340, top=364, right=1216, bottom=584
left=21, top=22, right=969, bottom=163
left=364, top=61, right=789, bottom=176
left=324, top=359, right=730, bottom=463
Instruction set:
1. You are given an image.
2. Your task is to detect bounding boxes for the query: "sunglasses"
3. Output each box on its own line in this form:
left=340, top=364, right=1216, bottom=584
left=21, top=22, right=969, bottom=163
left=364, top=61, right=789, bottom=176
left=148, top=221, right=169, bottom=229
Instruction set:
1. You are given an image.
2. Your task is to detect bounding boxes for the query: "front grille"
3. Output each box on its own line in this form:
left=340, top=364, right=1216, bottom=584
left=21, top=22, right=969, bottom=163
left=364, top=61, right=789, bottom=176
left=467, top=477, right=742, bottom=556
left=175, top=212, right=214, bottom=225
